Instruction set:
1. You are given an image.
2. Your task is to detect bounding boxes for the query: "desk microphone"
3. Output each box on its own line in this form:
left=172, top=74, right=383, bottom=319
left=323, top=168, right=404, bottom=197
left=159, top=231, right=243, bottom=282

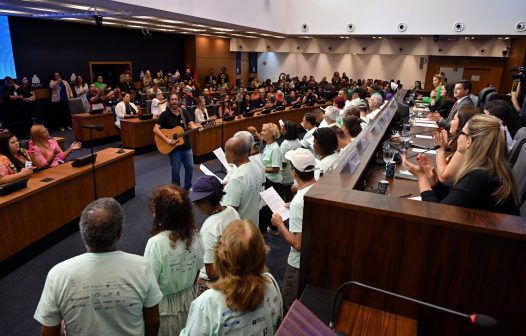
left=82, top=124, right=104, bottom=131
left=328, top=280, right=497, bottom=333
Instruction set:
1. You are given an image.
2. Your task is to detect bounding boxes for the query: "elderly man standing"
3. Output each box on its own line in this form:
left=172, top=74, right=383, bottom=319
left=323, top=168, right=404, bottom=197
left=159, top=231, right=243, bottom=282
left=222, top=131, right=265, bottom=227
left=34, top=198, right=162, bottom=336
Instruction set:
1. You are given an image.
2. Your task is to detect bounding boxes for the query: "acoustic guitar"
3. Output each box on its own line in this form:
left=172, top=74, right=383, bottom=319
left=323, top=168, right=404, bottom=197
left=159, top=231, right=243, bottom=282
left=155, top=118, right=216, bottom=155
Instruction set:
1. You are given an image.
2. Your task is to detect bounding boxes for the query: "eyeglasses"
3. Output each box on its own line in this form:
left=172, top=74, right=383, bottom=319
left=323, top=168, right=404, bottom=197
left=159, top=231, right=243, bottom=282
left=459, top=130, right=470, bottom=137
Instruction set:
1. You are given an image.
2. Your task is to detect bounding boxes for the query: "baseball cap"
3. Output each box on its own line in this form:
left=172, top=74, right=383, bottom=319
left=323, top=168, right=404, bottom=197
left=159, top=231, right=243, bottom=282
left=189, top=176, right=225, bottom=202
left=285, top=148, right=315, bottom=172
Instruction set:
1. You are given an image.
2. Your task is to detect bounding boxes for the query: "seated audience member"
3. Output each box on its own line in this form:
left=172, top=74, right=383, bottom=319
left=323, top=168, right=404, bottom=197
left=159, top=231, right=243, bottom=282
left=273, top=90, right=287, bottom=109
left=239, top=94, right=252, bottom=115
left=419, top=74, right=444, bottom=105
left=219, top=78, right=229, bottom=91
left=0, top=132, right=33, bottom=184
left=403, top=114, right=519, bottom=215
left=259, top=123, right=282, bottom=236
left=34, top=198, right=163, bottom=335
left=433, top=106, right=481, bottom=184
left=143, top=70, right=153, bottom=90
left=129, top=89, right=142, bottom=106
left=204, top=69, right=215, bottom=87
left=180, top=220, right=283, bottom=335
left=429, top=80, right=474, bottom=130
left=300, top=112, right=318, bottom=150
left=349, top=87, right=367, bottom=106
left=115, top=93, right=138, bottom=129
left=286, top=90, right=302, bottom=107
left=302, top=88, right=317, bottom=106
left=362, top=94, right=384, bottom=124
left=153, top=72, right=165, bottom=86
left=331, top=125, right=350, bottom=152
left=29, top=124, right=81, bottom=169
left=411, top=80, right=423, bottom=91
left=342, top=115, right=362, bottom=142
left=120, top=73, right=134, bottom=93
left=190, top=176, right=240, bottom=288
left=313, top=127, right=339, bottom=180
left=86, top=84, right=106, bottom=113
left=320, top=106, right=340, bottom=128
left=223, top=132, right=265, bottom=225
left=144, top=185, right=204, bottom=335
left=105, top=87, right=122, bottom=109
left=194, top=97, right=210, bottom=123
left=271, top=148, right=316, bottom=310
left=484, top=100, right=522, bottom=139
left=280, top=121, right=301, bottom=202
left=218, top=101, right=234, bottom=119
left=93, top=75, right=107, bottom=91
left=151, top=91, right=167, bottom=118
left=429, top=83, right=455, bottom=118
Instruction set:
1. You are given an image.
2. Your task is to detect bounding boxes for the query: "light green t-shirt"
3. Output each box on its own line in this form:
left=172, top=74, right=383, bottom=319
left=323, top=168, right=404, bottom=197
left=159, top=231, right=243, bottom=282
left=288, top=184, right=314, bottom=268
left=180, top=273, right=283, bottom=336
left=144, top=230, right=204, bottom=296
left=222, top=161, right=265, bottom=226
left=280, top=139, right=301, bottom=185
left=262, top=142, right=282, bottom=183
left=199, top=206, right=240, bottom=280
left=34, top=251, right=163, bottom=336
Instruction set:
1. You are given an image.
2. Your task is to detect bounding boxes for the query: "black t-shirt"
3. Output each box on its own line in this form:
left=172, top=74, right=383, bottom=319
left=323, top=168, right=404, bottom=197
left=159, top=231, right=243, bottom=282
left=156, top=108, right=193, bottom=151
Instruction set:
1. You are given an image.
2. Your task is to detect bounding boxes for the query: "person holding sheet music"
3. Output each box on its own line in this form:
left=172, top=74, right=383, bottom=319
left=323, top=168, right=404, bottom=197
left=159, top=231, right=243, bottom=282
left=271, top=148, right=316, bottom=310
left=153, top=93, right=199, bottom=190
left=259, top=123, right=282, bottom=237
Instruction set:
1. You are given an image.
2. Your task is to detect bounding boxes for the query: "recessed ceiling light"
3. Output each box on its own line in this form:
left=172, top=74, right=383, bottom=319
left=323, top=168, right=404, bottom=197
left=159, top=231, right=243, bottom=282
left=299, top=36, right=312, bottom=39
left=246, top=31, right=258, bottom=34
left=378, top=37, right=383, bottom=39
left=504, top=37, right=510, bottom=40
left=272, top=35, right=286, bottom=39
left=181, top=27, right=206, bottom=32
left=0, top=9, right=30, bottom=15
left=26, top=7, right=62, bottom=12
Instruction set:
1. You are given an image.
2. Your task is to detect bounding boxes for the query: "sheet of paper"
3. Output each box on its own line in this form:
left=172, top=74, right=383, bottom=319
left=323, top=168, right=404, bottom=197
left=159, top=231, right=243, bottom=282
left=199, top=164, right=223, bottom=183
left=415, top=134, right=433, bottom=139
left=411, top=148, right=437, bottom=155
left=278, top=119, right=284, bottom=128
left=414, top=117, right=436, bottom=124
left=408, top=196, right=422, bottom=201
left=213, top=147, right=232, bottom=172
left=260, top=187, right=290, bottom=221
left=414, top=122, right=438, bottom=128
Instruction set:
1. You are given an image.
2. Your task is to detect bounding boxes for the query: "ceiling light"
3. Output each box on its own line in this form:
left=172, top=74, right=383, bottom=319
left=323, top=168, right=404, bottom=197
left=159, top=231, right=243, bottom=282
left=259, top=33, right=273, bottom=37
left=378, top=37, right=383, bottom=39
left=504, top=37, right=510, bottom=40
left=246, top=31, right=258, bottom=34
left=372, top=36, right=377, bottom=39
left=340, top=37, right=345, bottom=39
left=272, top=35, right=286, bottom=39
left=192, top=24, right=208, bottom=28
left=0, top=9, right=30, bottom=15
left=299, top=36, right=312, bottom=39
left=180, top=27, right=206, bottom=32
left=26, top=7, right=62, bottom=12
left=210, top=27, right=235, bottom=32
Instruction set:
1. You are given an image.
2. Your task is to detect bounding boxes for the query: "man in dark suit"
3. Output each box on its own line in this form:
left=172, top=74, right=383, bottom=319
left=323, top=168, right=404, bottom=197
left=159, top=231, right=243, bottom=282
left=204, top=69, right=215, bottom=87
left=429, top=80, right=474, bottom=129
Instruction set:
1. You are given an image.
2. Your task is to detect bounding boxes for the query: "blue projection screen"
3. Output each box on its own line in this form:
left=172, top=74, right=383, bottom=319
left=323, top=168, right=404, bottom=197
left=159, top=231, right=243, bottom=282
left=0, top=16, right=17, bottom=78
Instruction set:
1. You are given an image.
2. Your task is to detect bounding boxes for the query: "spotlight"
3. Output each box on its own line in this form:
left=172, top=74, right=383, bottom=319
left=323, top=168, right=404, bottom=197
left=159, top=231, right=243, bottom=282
left=93, top=15, right=103, bottom=27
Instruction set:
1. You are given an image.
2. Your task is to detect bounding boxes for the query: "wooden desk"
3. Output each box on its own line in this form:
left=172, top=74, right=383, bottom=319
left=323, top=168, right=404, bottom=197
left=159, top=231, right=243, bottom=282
left=120, top=117, right=157, bottom=149
left=0, top=148, right=135, bottom=264
left=71, top=112, right=119, bottom=142
left=300, top=92, right=526, bottom=335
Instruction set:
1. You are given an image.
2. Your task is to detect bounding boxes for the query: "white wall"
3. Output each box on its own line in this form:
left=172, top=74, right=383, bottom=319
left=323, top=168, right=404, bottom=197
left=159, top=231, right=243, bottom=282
left=257, top=52, right=428, bottom=88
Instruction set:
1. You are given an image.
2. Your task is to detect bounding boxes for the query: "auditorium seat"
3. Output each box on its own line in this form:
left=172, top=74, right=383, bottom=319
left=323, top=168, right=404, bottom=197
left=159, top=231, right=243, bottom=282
left=476, top=87, right=496, bottom=108
left=485, top=91, right=498, bottom=102
left=145, top=100, right=152, bottom=115
left=509, top=127, right=526, bottom=166
left=512, top=144, right=526, bottom=215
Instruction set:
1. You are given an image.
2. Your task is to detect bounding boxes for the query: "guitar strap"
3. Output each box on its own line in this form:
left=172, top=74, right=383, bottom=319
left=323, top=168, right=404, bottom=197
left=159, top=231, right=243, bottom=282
left=179, top=109, right=188, bottom=131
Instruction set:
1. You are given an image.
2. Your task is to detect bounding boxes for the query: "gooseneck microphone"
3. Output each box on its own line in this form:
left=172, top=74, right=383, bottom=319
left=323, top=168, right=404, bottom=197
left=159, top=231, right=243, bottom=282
left=81, top=124, right=104, bottom=131
left=328, top=281, right=497, bottom=332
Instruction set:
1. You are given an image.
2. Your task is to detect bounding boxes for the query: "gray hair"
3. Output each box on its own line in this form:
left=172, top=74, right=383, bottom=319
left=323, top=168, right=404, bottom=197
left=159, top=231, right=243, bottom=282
left=79, top=198, right=124, bottom=250
left=369, top=95, right=383, bottom=109
left=233, top=131, right=254, bottom=155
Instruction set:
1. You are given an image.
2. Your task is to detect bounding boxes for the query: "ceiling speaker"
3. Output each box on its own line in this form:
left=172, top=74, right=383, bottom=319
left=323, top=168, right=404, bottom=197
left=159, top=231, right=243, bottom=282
left=347, top=23, right=355, bottom=32
left=301, top=23, right=309, bottom=32
left=397, top=23, right=407, bottom=32
left=453, top=22, right=465, bottom=32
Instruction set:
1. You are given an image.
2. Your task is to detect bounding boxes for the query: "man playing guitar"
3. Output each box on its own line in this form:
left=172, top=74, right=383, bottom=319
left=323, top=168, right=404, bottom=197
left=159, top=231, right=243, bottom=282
left=153, top=93, right=200, bottom=190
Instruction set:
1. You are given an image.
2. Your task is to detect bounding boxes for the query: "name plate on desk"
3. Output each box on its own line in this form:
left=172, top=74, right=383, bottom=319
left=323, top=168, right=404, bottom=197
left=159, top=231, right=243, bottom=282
left=347, top=148, right=360, bottom=174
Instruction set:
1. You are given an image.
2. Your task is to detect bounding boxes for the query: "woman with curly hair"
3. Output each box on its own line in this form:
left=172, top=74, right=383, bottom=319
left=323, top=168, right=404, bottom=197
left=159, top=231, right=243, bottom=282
left=181, top=219, right=283, bottom=335
left=143, top=185, right=204, bottom=335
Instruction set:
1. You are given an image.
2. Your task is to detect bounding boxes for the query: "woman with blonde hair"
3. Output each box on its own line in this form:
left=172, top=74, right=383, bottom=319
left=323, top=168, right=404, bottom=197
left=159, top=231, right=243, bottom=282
left=403, top=114, right=519, bottom=215
left=260, top=122, right=282, bottom=236
left=29, top=124, right=81, bottom=169
left=181, top=220, right=282, bottom=335
left=144, top=184, right=204, bottom=336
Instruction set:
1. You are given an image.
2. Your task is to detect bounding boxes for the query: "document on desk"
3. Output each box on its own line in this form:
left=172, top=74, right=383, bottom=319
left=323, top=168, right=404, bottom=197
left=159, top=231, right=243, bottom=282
left=414, top=122, right=438, bottom=128
left=260, top=187, right=290, bottom=221
left=414, top=118, right=436, bottom=124
left=415, top=134, right=433, bottom=139
left=213, top=147, right=232, bottom=172
left=199, top=164, right=223, bottom=183
left=411, top=148, right=437, bottom=155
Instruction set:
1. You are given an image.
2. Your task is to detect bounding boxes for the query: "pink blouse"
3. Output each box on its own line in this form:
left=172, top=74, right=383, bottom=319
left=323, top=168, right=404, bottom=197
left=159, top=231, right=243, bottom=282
left=29, top=139, right=66, bottom=169
left=0, top=155, right=16, bottom=177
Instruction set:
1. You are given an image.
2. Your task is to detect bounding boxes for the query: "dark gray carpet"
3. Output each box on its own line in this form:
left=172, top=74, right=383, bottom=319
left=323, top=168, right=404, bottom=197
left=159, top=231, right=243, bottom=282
left=0, top=130, right=290, bottom=336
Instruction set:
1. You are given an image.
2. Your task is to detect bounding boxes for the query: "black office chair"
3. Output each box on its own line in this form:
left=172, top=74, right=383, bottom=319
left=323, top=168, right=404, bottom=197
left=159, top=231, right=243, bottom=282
left=485, top=91, right=498, bottom=103
left=476, top=87, right=496, bottom=108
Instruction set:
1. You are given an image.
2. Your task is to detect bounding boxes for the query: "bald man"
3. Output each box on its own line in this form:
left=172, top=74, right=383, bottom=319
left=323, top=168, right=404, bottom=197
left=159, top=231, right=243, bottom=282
left=223, top=134, right=265, bottom=227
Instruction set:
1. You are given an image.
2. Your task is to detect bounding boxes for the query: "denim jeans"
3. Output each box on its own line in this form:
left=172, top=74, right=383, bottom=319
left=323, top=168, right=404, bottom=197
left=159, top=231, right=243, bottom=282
left=168, top=148, right=194, bottom=189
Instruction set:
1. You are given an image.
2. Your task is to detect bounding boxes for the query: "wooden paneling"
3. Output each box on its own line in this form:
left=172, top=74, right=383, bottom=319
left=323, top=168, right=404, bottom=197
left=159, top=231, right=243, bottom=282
left=301, top=91, right=526, bottom=335
left=120, top=117, right=157, bottom=149
left=425, top=56, right=506, bottom=93
left=0, top=148, right=135, bottom=262
left=71, top=112, right=119, bottom=142
left=195, top=36, right=237, bottom=87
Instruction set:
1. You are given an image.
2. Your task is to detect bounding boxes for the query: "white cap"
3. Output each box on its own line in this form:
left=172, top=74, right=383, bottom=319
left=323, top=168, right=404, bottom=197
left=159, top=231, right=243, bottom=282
left=324, top=106, right=340, bottom=121
left=391, top=82, right=399, bottom=91
left=285, top=148, right=316, bottom=172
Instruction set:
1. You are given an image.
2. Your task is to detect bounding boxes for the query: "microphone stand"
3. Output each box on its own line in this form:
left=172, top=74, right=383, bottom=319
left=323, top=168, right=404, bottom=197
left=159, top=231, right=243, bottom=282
left=88, top=127, right=98, bottom=200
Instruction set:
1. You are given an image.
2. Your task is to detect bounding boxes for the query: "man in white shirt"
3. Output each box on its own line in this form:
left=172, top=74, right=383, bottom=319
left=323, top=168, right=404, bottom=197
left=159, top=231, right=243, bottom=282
left=34, top=198, right=162, bottom=336
left=320, top=105, right=340, bottom=128
left=300, top=112, right=318, bottom=151
left=223, top=132, right=265, bottom=227
left=362, top=94, right=384, bottom=125
left=271, top=148, right=316, bottom=310
left=150, top=91, right=167, bottom=118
